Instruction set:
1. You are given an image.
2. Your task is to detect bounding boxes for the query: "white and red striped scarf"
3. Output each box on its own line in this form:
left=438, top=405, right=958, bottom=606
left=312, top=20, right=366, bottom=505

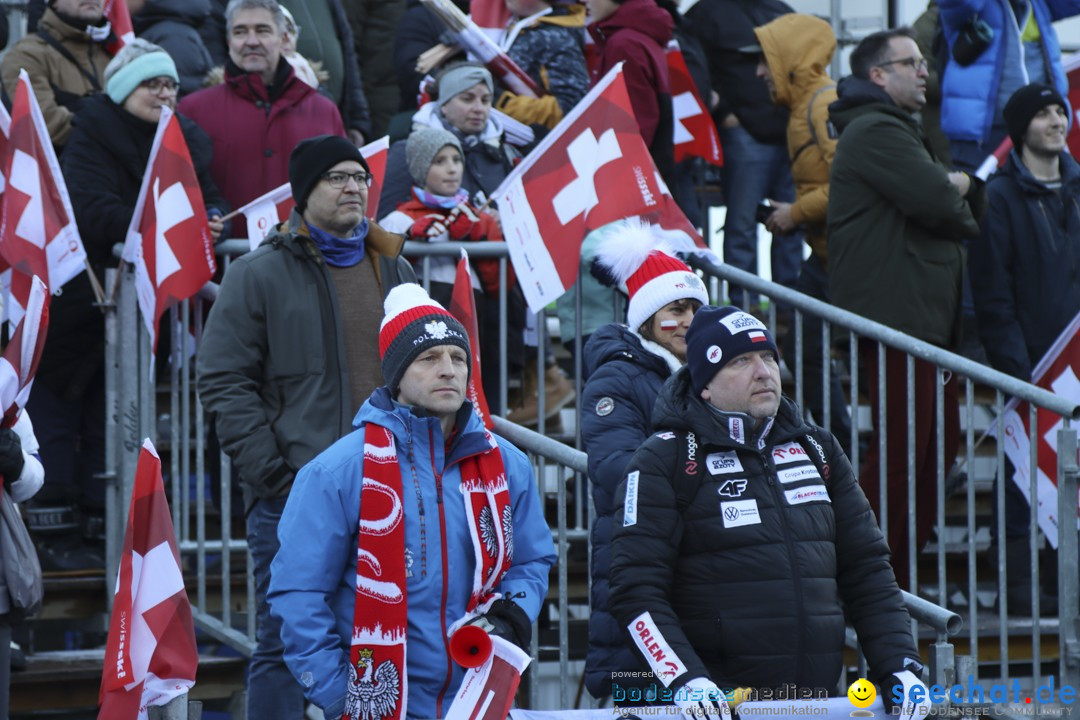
left=344, top=422, right=511, bottom=720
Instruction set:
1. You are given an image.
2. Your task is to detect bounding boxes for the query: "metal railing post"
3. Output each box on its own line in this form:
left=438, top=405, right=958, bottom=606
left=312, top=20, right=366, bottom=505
left=1057, top=424, right=1080, bottom=688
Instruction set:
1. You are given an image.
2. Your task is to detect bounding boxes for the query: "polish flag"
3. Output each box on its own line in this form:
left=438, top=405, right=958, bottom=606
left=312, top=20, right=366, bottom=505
left=121, top=106, right=216, bottom=353
left=448, top=249, right=492, bottom=429
left=0, top=70, right=88, bottom=303
left=749, top=331, right=766, bottom=343
left=98, top=439, right=198, bottom=720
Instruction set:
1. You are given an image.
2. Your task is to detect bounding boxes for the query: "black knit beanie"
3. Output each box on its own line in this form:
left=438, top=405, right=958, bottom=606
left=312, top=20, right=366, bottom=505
left=288, top=135, right=369, bottom=212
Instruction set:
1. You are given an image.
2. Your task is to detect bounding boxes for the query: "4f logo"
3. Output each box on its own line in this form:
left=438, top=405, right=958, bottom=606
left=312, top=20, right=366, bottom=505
left=717, top=479, right=747, bottom=498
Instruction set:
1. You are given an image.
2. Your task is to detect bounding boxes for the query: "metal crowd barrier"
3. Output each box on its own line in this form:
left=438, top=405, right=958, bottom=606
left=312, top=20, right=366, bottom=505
left=101, top=237, right=1077, bottom=716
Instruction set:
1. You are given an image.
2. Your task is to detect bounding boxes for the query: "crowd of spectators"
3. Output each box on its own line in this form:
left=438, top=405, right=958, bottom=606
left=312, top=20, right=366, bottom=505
left=1, top=0, right=1076, bottom=714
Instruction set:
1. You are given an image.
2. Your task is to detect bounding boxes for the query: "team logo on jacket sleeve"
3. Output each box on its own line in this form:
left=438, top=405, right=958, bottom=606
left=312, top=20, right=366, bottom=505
left=628, top=611, right=687, bottom=687
left=623, top=471, right=640, bottom=526
left=595, top=397, right=615, bottom=416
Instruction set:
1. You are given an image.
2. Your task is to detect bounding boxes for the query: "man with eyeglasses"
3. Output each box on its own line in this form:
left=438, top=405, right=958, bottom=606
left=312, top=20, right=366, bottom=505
left=197, top=135, right=415, bottom=718
left=1, top=0, right=116, bottom=147
left=826, top=27, right=982, bottom=590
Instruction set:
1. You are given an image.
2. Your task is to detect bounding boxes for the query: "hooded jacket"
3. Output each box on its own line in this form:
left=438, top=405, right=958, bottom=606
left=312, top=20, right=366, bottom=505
left=826, top=76, right=980, bottom=348
left=498, top=4, right=590, bottom=129
left=755, top=14, right=837, bottom=263
left=581, top=324, right=682, bottom=699
left=268, top=390, right=557, bottom=719
left=938, top=0, right=1080, bottom=145
left=133, top=0, right=213, bottom=96
left=177, top=58, right=345, bottom=218
left=588, top=0, right=674, bottom=180
left=684, top=0, right=792, bottom=144
left=608, top=368, right=919, bottom=693
left=1, top=7, right=112, bottom=146
left=970, top=149, right=1080, bottom=380
left=196, top=211, right=415, bottom=506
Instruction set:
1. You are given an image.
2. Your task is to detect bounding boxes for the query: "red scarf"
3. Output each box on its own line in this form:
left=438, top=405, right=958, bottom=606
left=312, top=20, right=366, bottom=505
left=344, top=421, right=511, bottom=720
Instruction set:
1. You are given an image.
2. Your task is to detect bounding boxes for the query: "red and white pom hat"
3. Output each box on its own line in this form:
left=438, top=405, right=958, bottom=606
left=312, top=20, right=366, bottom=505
left=595, top=218, right=709, bottom=331
left=379, top=283, right=471, bottom=393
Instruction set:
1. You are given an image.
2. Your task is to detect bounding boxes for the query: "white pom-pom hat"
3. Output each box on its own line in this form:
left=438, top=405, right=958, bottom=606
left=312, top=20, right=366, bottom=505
left=595, top=218, right=709, bottom=331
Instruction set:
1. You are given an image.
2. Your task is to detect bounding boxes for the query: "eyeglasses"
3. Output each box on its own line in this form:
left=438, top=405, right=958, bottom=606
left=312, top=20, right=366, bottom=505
left=877, top=56, right=928, bottom=72
left=322, top=171, right=372, bottom=188
left=139, top=77, right=179, bottom=94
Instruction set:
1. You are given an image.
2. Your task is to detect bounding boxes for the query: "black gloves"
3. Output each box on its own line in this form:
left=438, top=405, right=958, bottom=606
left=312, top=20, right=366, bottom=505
left=0, top=428, right=24, bottom=488
left=473, top=598, right=532, bottom=654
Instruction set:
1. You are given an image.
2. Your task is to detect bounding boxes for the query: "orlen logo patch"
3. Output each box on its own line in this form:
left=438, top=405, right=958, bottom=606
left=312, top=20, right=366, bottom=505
left=772, top=441, right=808, bottom=465
left=628, top=611, right=686, bottom=687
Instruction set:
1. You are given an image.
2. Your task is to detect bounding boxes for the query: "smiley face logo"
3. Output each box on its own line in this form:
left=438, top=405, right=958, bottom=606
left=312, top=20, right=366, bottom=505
left=847, top=679, right=876, bottom=710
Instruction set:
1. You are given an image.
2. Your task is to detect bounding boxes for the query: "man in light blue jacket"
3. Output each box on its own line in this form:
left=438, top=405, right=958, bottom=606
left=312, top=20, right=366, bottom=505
left=268, top=283, right=556, bottom=720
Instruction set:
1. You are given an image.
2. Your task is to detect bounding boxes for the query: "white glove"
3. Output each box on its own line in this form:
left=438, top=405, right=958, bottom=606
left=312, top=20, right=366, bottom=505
left=886, top=670, right=933, bottom=719
left=674, top=677, right=730, bottom=720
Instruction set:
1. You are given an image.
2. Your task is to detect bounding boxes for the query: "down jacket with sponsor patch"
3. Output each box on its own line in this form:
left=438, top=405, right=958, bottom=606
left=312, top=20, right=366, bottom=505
left=608, top=367, right=918, bottom=693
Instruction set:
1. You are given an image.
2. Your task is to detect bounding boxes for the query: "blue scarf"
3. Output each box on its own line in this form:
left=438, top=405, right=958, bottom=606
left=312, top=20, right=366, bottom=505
left=412, top=185, right=470, bottom=210
left=306, top=219, right=369, bottom=267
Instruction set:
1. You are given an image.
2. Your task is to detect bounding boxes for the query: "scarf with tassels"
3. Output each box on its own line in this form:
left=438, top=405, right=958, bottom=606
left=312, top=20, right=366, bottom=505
left=343, top=421, right=511, bottom=720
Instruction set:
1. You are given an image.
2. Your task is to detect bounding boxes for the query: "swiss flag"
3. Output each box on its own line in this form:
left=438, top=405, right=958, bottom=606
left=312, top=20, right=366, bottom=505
left=0, top=70, right=88, bottom=301
left=236, top=136, right=391, bottom=249
left=99, top=439, right=198, bottom=720
left=104, top=0, right=135, bottom=46
left=666, top=42, right=722, bottom=166
left=993, top=308, right=1080, bottom=549
left=0, top=275, right=48, bottom=428
left=491, top=63, right=702, bottom=313
left=120, top=106, right=216, bottom=352
left=448, top=250, right=492, bottom=429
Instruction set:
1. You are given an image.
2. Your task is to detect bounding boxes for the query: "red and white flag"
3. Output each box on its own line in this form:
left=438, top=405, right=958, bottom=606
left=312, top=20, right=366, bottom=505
left=0, top=275, right=48, bottom=428
left=448, top=249, right=492, bottom=429
left=1065, top=52, right=1080, bottom=159
left=491, top=63, right=702, bottom=313
left=469, top=0, right=511, bottom=40
left=362, top=135, right=391, bottom=221
left=444, top=636, right=530, bottom=720
left=104, top=0, right=135, bottom=46
left=120, top=106, right=216, bottom=352
left=99, top=439, right=198, bottom=720
left=238, top=135, right=391, bottom=250
left=994, top=309, right=1080, bottom=548
left=974, top=136, right=1012, bottom=181
left=666, top=42, right=722, bottom=166
left=0, top=70, right=87, bottom=301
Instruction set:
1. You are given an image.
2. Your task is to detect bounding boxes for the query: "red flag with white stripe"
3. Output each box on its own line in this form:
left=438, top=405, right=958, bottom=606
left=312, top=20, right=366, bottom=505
left=121, top=106, right=216, bottom=352
left=974, top=136, right=1012, bottom=181
left=361, top=135, right=390, bottom=221
left=666, top=42, right=722, bottom=166
left=0, top=274, right=48, bottom=428
left=0, top=70, right=88, bottom=300
left=104, top=0, right=135, bottom=46
left=99, top=439, right=198, bottom=720
left=491, top=63, right=702, bottom=313
left=448, top=249, right=493, bottom=429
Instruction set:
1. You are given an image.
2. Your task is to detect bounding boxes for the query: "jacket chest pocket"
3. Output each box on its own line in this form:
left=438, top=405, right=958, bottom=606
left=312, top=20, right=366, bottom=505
left=265, top=281, right=325, bottom=377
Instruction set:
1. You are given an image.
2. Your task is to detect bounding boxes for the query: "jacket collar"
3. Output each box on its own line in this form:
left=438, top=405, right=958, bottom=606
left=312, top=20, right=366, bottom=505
left=274, top=210, right=405, bottom=268
left=1004, top=149, right=1080, bottom=192
left=357, top=387, right=494, bottom=464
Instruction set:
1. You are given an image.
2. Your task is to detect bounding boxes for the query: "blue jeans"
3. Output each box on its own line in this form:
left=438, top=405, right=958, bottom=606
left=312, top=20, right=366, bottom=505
left=719, top=124, right=804, bottom=307
left=247, top=495, right=306, bottom=719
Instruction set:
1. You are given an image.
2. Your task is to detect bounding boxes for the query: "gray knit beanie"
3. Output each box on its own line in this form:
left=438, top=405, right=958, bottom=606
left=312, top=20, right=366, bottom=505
left=436, top=64, right=494, bottom=107
left=406, top=127, right=463, bottom=186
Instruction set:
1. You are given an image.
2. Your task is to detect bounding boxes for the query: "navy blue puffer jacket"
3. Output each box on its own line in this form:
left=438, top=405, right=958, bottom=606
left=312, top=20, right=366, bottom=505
left=582, top=324, right=682, bottom=699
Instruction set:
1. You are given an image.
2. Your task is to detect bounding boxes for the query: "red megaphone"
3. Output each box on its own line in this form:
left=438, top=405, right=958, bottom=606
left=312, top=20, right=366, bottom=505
left=450, top=624, right=493, bottom=668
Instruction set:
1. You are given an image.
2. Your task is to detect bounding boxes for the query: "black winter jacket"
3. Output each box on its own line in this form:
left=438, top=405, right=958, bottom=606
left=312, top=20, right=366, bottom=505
left=684, top=0, right=792, bottom=144
left=48, top=96, right=224, bottom=388
left=609, top=368, right=918, bottom=693
left=581, top=324, right=682, bottom=699
left=970, top=150, right=1080, bottom=380
left=134, top=0, right=214, bottom=96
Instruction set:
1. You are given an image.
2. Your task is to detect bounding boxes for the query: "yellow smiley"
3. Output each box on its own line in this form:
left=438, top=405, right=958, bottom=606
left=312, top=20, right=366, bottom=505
left=847, top=678, right=877, bottom=709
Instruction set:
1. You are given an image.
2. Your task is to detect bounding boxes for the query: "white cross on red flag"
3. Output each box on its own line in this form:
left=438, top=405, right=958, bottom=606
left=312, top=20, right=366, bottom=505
left=121, top=106, right=216, bottom=352
left=993, top=309, right=1080, bottom=548
left=99, top=438, right=198, bottom=720
left=236, top=136, right=391, bottom=249
left=492, top=63, right=703, bottom=313
left=0, top=70, right=88, bottom=308
left=0, top=274, right=48, bottom=429
left=448, top=249, right=493, bottom=429
left=666, top=42, right=722, bottom=166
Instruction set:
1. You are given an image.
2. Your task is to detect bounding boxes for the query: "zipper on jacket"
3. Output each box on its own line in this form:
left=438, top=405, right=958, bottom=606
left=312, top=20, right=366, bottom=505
left=1037, top=200, right=1058, bottom=252
left=310, top=258, right=347, bottom=434
left=762, top=446, right=808, bottom=685
left=430, top=429, right=453, bottom=716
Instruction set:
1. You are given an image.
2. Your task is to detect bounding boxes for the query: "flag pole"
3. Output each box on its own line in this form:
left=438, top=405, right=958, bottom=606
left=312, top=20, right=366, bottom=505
left=85, top=258, right=107, bottom=306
